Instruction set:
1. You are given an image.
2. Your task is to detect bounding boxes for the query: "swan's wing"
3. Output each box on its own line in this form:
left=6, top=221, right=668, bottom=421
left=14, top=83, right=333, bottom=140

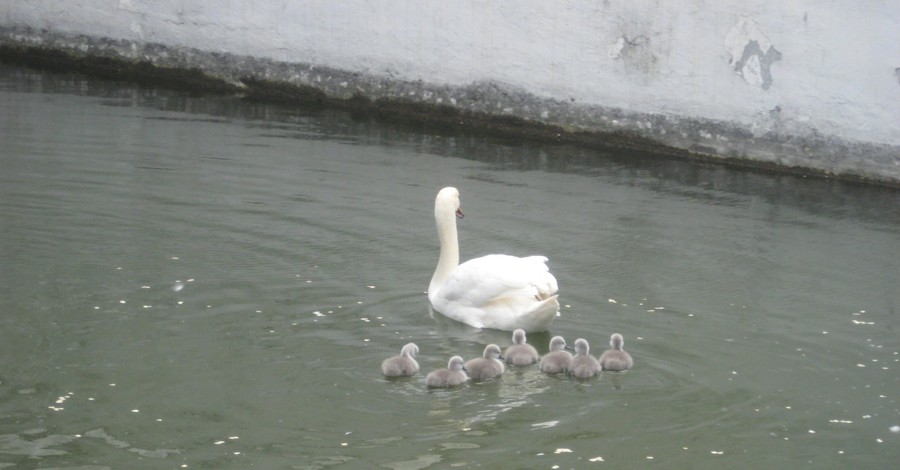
left=439, top=254, right=558, bottom=307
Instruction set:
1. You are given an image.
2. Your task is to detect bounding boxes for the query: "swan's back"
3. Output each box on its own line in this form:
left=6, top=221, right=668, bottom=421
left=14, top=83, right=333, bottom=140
left=505, top=329, right=539, bottom=365
left=540, top=336, right=573, bottom=374
left=569, top=338, right=601, bottom=378
left=381, top=342, right=420, bottom=377
left=426, top=356, right=468, bottom=388
left=599, top=333, right=633, bottom=371
left=432, top=254, right=559, bottom=332
left=465, top=344, right=506, bottom=380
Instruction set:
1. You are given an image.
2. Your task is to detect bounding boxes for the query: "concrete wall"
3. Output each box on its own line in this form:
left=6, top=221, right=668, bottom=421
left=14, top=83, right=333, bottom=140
left=2, top=1, right=898, bottom=183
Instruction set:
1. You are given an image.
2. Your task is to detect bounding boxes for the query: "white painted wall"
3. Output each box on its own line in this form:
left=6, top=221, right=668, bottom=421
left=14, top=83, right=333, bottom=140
left=3, top=1, right=898, bottom=177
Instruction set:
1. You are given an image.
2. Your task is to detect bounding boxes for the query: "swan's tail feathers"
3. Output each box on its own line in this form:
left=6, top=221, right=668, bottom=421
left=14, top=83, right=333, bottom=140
left=519, top=294, right=559, bottom=333
left=544, top=294, right=560, bottom=314
left=531, top=279, right=558, bottom=301
left=534, top=284, right=554, bottom=301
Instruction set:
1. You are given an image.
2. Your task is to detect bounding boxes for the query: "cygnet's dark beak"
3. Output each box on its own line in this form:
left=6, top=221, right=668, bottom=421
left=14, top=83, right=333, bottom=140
left=564, top=345, right=575, bottom=352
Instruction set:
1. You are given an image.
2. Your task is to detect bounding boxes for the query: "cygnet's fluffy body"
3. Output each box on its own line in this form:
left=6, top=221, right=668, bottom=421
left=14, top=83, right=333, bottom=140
left=381, top=343, right=420, bottom=377
left=426, top=356, right=468, bottom=388
left=465, top=344, right=506, bottom=380
left=569, top=338, right=601, bottom=378
left=505, top=329, right=539, bottom=366
left=599, top=333, right=633, bottom=371
left=540, top=336, right=573, bottom=374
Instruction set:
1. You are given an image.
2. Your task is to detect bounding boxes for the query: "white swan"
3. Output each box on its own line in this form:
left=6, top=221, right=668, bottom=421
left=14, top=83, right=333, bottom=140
left=427, top=187, right=560, bottom=332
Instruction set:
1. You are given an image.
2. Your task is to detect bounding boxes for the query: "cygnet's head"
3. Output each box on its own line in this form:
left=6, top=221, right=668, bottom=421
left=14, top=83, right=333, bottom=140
left=610, top=333, right=625, bottom=350
left=483, top=344, right=504, bottom=360
left=448, top=355, right=466, bottom=371
left=512, top=329, right=527, bottom=345
left=548, top=336, right=567, bottom=351
left=573, top=338, right=590, bottom=356
left=401, top=342, right=419, bottom=357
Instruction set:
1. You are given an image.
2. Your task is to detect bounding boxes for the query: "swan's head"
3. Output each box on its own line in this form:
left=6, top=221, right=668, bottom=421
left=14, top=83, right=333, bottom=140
left=512, top=329, right=527, bottom=345
left=610, top=333, right=624, bottom=350
left=401, top=342, right=419, bottom=358
left=549, top=336, right=567, bottom=351
left=483, top=344, right=503, bottom=360
left=436, top=187, right=464, bottom=220
left=448, top=355, right=466, bottom=371
left=574, top=338, right=590, bottom=356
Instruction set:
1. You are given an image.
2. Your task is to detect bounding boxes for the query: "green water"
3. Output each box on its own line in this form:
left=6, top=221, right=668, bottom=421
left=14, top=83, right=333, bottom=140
left=1, top=66, right=898, bottom=469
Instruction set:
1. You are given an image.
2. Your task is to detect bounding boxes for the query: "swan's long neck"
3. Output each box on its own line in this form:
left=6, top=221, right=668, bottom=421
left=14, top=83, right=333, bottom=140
left=429, top=198, right=459, bottom=298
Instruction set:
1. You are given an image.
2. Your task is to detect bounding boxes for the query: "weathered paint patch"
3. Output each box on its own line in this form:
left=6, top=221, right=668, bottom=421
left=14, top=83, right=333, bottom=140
left=608, top=35, right=658, bottom=77
left=725, top=17, right=782, bottom=90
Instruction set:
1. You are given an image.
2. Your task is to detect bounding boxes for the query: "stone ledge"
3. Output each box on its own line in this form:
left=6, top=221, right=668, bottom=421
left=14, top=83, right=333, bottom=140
left=1, top=26, right=897, bottom=188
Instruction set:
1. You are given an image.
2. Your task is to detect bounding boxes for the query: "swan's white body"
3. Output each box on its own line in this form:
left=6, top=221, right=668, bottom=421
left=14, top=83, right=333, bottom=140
left=427, top=187, right=560, bottom=332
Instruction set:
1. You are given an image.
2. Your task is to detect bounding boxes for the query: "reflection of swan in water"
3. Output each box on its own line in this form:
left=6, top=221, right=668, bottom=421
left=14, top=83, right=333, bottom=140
left=505, top=329, right=539, bottom=366
left=427, top=187, right=560, bottom=332
left=424, top=345, right=553, bottom=434
left=469, top=366, right=553, bottom=428
left=381, top=342, right=420, bottom=377
left=569, top=338, right=601, bottom=378
left=426, top=366, right=553, bottom=435
left=540, top=336, right=574, bottom=374
left=599, top=333, right=633, bottom=372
